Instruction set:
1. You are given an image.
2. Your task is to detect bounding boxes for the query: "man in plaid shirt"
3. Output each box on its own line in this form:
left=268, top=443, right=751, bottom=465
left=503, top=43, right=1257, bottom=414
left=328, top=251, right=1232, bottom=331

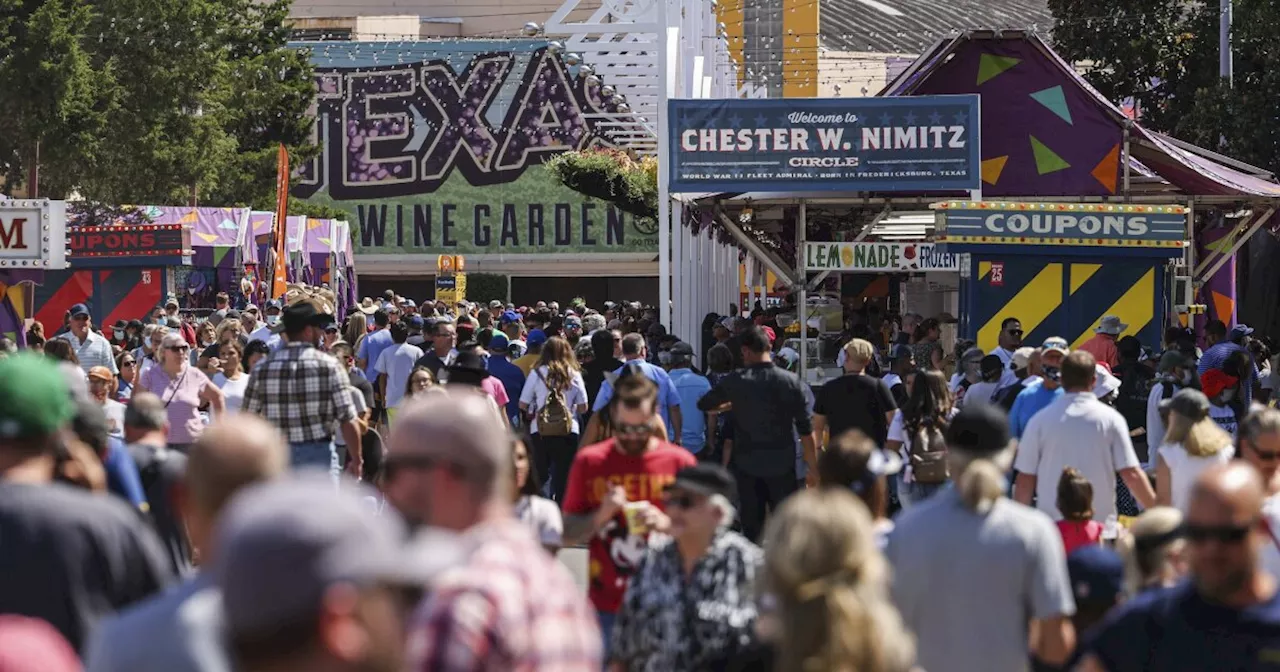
left=243, top=292, right=361, bottom=479
left=390, top=392, right=602, bottom=671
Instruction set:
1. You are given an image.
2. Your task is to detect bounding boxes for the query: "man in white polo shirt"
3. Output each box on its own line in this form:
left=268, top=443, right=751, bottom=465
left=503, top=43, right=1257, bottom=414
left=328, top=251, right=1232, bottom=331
left=1014, top=350, right=1156, bottom=521
left=60, top=303, right=117, bottom=377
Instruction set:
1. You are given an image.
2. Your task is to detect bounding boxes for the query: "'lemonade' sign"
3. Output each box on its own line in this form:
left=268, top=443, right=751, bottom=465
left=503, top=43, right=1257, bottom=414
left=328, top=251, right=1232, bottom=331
left=804, top=242, right=960, bottom=272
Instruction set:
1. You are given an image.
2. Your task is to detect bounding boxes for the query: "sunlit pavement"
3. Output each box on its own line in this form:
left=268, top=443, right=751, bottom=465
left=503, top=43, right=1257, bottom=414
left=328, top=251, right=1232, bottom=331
left=558, top=545, right=589, bottom=593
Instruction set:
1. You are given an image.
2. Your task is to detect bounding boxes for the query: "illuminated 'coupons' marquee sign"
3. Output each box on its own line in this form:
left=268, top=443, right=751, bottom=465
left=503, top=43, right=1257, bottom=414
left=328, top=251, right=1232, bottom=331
left=295, top=47, right=617, bottom=201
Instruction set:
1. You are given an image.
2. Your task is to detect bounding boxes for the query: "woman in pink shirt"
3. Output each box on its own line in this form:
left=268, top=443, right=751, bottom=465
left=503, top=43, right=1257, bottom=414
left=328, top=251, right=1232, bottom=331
left=142, top=332, right=224, bottom=451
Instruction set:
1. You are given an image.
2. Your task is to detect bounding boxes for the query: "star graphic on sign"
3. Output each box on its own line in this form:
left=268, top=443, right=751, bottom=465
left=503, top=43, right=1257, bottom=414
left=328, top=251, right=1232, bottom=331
left=928, top=163, right=945, bottom=174
left=879, top=113, right=894, bottom=126
left=729, top=114, right=743, bottom=129
left=754, top=113, right=769, bottom=127
left=903, top=111, right=918, bottom=125
left=928, top=111, right=943, bottom=124
left=953, top=110, right=969, bottom=124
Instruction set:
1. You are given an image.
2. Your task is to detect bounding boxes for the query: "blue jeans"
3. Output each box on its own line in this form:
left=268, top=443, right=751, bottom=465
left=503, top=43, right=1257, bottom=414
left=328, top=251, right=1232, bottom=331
left=597, top=611, right=616, bottom=661
left=290, top=440, right=340, bottom=483
left=898, top=476, right=945, bottom=509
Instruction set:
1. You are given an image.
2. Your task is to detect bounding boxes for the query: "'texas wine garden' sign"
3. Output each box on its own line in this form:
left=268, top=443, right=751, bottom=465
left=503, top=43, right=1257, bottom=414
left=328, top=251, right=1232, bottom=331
left=295, top=41, right=657, bottom=256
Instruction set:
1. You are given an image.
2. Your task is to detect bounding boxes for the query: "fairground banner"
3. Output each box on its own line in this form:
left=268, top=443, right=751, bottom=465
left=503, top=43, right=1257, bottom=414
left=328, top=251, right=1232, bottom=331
left=803, top=242, right=962, bottom=273
left=293, top=40, right=658, bottom=256
left=667, top=96, right=981, bottom=193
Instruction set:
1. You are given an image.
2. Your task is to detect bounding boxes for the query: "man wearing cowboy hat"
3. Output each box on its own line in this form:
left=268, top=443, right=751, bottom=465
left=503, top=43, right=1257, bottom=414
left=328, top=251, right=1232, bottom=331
left=1078, top=315, right=1127, bottom=371
left=242, top=288, right=362, bottom=479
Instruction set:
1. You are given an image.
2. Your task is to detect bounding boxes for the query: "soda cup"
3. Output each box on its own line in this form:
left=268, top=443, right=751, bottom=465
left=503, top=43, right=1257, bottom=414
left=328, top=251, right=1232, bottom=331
left=623, top=502, right=649, bottom=536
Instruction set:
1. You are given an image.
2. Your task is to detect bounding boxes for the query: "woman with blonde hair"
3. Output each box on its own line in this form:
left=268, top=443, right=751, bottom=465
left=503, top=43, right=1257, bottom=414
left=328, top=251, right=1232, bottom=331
left=760, top=488, right=915, bottom=672
left=1155, top=388, right=1235, bottom=511
left=519, top=335, right=588, bottom=502
left=344, top=312, right=369, bottom=353
left=886, top=404, right=1075, bottom=671
left=215, top=318, right=243, bottom=346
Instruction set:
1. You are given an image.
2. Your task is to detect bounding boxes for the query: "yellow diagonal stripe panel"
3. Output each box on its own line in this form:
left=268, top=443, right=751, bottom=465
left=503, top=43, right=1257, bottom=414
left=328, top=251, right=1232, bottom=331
left=978, top=263, right=1063, bottom=353
left=1070, top=268, right=1154, bottom=349
left=978, top=261, right=992, bottom=281
left=1070, top=264, right=1100, bottom=294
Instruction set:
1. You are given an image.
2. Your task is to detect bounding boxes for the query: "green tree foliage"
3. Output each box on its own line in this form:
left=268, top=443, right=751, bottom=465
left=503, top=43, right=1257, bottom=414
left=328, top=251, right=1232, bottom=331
left=1049, top=0, right=1280, bottom=173
left=0, top=0, right=315, bottom=205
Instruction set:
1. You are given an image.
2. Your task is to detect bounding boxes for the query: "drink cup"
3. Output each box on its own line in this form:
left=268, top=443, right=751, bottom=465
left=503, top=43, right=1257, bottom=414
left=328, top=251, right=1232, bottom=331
left=623, top=501, right=649, bottom=536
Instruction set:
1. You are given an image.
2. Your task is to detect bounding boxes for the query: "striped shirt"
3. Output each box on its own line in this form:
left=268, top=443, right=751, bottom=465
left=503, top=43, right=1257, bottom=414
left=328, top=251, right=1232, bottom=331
left=61, top=330, right=118, bottom=375
left=1198, top=341, right=1258, bottom=406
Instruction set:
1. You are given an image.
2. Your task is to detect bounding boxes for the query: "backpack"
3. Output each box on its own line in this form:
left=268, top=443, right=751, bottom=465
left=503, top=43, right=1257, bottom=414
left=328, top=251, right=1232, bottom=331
left=910, top=423, right=950, bottom=484
left=536, top=369, right=573, bottom=437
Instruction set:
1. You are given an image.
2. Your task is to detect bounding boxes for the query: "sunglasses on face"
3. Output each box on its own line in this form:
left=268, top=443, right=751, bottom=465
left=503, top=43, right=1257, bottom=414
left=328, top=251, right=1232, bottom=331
left=1006, top=328, right=1023, bottom=336
left=614, top=421, right=652, bottom=437
left=663, top=491, right=702, bottom=509
left=168, top=345, right=189, bottom=353
left=1247, top=444, right=1280, bottom=461
left=121, top=360, right=136, bottom=367
left=1184, top=521, right=1255, bottom=545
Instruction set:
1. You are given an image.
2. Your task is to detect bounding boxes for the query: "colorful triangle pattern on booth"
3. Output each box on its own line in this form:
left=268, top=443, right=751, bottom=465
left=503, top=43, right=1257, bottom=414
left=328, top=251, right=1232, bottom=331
left=1030, top=136, right=1071, bottom=175
left=195, top=232, right=219, bottom=244
left=1091, top=144, right=1120, bottom=194
left=1030, top=86, right=1073, bottom=125
left=212, top=246, right=231, bottom=267
left=1212, top=290, right=1235, bottom=323
left=976, top=54, right=1022, bottom=85
left=982, top=156, right=1009, bottom=185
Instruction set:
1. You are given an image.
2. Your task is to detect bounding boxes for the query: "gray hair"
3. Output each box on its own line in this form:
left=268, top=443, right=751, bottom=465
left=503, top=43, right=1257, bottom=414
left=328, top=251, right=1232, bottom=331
left=582, top=314, right=607, bottom=334
left=710, top=493, right=737, bottom=530
left=1241, top=407, right=1280, bottom=446
left=141, top=324, right=159, bottom=339
left=125, top=392, right=168, bottom=431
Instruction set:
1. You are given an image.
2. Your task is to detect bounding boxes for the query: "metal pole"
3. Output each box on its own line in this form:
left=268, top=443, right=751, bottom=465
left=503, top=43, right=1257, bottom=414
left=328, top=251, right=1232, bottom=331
left=657, top=0, right=674, bottom=328
left=797, top=201, right=808, bottom=383
left=1221, top=0, right=1233, bottom=86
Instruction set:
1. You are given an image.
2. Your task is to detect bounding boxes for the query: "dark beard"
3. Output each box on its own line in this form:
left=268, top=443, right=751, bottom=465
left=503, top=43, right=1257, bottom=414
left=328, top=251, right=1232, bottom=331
left=616, top=437, right=649, bottom=454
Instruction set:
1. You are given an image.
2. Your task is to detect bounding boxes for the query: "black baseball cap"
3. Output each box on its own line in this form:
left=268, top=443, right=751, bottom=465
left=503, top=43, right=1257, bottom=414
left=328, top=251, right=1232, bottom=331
left=945, top=404, right=1011, bottom=456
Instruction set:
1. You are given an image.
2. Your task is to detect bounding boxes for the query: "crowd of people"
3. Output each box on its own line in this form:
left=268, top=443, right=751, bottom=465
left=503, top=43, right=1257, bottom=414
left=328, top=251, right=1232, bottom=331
left=5, top=284, right=1280, bottom=672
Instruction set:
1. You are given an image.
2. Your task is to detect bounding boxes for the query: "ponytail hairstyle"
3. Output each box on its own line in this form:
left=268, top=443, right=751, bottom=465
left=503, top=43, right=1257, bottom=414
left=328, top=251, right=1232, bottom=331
left=944, top=404, right=1014, bottom=514
left=761, top=490, right=915, bottom=672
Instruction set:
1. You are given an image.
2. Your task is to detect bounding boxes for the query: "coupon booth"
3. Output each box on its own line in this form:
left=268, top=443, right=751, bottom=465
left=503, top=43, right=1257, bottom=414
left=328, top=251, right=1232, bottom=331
left=34, top=221, right=192, bottom=330
left=935, top=201, right=1188, bottom=353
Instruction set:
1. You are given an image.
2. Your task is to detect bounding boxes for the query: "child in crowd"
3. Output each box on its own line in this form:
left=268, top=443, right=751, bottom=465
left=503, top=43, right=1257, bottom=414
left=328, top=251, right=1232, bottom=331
left=1056, top=467, right=1104, bottom=554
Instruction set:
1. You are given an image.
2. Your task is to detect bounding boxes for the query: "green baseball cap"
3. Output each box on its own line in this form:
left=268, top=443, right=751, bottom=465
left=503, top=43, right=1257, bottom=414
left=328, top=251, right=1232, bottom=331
left=0, top=354, right=74, bottom=440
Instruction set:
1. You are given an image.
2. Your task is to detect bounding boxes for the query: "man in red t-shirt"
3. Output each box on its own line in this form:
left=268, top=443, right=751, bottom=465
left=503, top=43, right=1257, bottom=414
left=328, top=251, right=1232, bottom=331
left=562, top=374, right=696, bottom=652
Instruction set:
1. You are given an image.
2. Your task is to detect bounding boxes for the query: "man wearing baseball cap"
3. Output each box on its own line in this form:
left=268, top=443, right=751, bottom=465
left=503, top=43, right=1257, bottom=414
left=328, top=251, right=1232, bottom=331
left=1009, top=337, right=1070, bottom=439
left=242, top=292, right=361, bottom=478
left=484, top=332, right=526, bottom=424
left=247, top=299, right=281, bottom=345
left=513, top=328, right=547, bottom=376
left=213, top=474, right=463, bottom=672
left=665, top=342, right=713, bottom=456
left=0, top=354, right=172, bottom=651
left=59, top=303, right=118, bottom=377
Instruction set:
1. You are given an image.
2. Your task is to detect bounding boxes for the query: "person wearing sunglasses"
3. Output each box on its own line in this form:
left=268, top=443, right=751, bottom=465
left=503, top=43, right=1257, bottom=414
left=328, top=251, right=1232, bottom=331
left=140, top=332, right=224, bottom=452
left=1241, top=408, right=1280, bottom=582
left=1077, top=462, right=1280, bottom=672
left=991, top=317, right=1024, bottom=387
left=609, top=463, right=761, bottom=672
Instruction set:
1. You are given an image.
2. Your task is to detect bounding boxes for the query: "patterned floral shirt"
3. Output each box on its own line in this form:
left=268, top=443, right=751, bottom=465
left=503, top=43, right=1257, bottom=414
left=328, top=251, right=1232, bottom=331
left=611, top=530, right=762, bottom=672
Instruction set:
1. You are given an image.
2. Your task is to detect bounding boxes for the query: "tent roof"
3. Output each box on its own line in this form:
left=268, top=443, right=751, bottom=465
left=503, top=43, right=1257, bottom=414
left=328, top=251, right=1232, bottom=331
left=883, top=30, right=1280, bottom=201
